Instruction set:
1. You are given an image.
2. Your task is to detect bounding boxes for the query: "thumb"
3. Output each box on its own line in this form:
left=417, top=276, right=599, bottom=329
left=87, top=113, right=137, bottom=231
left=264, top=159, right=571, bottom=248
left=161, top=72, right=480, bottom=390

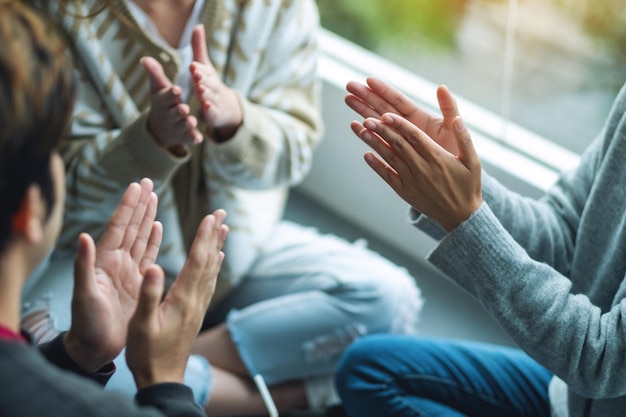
left=141, top=56, right=172, bottom=93
left=134, top=265, right=165, bottom=322
left=453, top=117, right=480, bottom=170
left=437, top=85, right=460, bottom=125
left=191, top=24, right=210, bottom=64
left=73, top=233, right=96, bottom=294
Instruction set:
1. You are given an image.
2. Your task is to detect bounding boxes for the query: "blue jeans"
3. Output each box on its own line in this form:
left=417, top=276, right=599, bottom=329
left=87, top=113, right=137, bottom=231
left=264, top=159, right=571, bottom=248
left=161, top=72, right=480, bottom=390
left=335, top=335, right=552, bottom=417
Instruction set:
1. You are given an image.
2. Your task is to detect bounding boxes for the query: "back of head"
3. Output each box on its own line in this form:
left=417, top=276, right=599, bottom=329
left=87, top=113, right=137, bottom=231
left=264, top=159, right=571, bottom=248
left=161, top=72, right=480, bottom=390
left=0, top=0, right=75, bottom=252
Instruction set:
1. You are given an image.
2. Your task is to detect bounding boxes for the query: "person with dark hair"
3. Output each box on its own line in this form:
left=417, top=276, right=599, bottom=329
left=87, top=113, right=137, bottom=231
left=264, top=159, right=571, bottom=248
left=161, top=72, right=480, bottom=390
left=0, top=2, right=227, bottom=416
left=334, top=76, right=626, bottom=417
left=23, top=1, right=424, bottom=415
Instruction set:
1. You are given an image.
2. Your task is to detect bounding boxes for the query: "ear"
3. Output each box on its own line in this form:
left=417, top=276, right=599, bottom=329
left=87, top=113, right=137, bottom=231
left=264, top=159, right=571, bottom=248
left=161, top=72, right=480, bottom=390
left=12, top=185, right=45, bottom=244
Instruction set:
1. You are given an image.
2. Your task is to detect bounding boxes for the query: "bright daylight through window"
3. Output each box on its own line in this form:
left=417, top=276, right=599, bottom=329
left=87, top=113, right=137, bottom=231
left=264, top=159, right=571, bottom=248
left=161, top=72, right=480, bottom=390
left=317, top=0, right=626, bottom=155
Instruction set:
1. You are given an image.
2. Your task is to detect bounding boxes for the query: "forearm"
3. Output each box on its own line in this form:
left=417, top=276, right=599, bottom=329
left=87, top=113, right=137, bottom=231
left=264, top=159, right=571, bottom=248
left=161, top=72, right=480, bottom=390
left=428, top=203, right=626, bottom=398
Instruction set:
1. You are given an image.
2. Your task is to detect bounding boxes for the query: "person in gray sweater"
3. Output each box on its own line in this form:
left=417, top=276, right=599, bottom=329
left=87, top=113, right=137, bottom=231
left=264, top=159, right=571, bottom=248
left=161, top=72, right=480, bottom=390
left=0, top=2, right=227, bottom=416
left=334, top=76, right=626, bottom=417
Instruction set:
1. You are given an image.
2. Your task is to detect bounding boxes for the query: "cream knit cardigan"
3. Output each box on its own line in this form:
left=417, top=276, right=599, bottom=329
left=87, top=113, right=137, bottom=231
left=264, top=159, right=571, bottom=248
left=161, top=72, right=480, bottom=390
left=36, top=0, right=322, bottom=302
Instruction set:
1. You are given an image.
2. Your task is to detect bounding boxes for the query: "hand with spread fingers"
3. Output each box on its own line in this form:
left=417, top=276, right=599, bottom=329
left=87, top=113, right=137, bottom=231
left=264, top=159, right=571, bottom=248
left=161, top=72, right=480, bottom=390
left=64, top=178, right=163, bottom=373
left=126, top=209, right=228, bottom=389
left=353, top=101, right=482, bottom=232
left=346, top=77, right=461, bottom=156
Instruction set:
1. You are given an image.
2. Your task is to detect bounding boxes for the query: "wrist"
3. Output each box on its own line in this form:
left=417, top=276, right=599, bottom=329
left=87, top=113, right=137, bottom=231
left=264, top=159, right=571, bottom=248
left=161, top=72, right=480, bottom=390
left=213, top=123, right=240, bottom=142
left=63, top=331, right=106, bottom=373
left=133, top=368, right=185, bottom=390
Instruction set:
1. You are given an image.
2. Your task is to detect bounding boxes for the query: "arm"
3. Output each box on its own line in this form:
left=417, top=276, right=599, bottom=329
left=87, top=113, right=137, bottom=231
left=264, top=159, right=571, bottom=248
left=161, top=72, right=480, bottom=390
left=350, top=92, right=626, bottom=398
left=428, top=203, right=626, bottom=399
left=347, top=78, right=594, bottom=272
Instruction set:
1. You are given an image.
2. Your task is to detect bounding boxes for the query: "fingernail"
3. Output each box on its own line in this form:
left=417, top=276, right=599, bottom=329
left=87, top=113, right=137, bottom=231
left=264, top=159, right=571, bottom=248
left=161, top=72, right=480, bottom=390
left=363, top=119, right=376, bottom=130
left=362, top=132, right=373, bottom=142
left=382, top=114, right=394, bottom=124
left=455, top=117, right=465, bottom=132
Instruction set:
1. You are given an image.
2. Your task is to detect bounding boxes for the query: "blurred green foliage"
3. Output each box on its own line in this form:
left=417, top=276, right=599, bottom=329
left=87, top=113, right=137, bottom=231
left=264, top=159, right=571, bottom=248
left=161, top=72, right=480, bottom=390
left=317, top=0, right=469, bottom=52
left=317, top=0, right=626, bottom=90
left=581, top=2, right=626, bottom=58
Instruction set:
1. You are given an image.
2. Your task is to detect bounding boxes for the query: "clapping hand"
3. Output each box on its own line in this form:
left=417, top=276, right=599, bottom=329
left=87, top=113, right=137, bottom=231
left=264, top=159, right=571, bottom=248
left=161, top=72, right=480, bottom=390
left=64, top=178, right=162, bottom=372
left=142, top=56, right=203, bottom=150
left=189, top=24, right=242, bottom=141
left=346, top=77, right=461, bottom=156
left=347, top=82, right=483, bottom=232
left=126, top=209, right=228, bottom=388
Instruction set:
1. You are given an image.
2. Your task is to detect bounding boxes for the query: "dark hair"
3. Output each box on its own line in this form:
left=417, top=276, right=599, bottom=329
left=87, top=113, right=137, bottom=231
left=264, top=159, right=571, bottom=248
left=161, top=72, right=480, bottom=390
left=0, top=0, right=76, bottom=252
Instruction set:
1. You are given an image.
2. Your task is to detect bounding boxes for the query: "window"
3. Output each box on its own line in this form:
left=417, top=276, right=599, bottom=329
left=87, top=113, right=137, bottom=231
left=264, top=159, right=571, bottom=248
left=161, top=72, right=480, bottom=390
left=317, top=0, right=626, bottom=156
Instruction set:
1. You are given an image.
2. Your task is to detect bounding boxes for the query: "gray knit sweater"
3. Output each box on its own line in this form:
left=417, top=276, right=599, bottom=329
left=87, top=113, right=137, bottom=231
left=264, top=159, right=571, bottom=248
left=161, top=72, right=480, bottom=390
left=412, top=83, right=626, bottom=417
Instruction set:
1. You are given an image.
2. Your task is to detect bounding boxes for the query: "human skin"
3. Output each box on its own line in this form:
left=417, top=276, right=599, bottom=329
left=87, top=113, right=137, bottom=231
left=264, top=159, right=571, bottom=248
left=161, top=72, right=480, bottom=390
left=345, top=78, right=482, bottom=232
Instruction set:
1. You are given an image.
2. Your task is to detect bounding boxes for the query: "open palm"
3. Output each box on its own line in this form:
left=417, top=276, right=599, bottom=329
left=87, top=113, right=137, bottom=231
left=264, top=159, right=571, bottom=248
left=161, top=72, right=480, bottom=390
left=64, top=178, right=163, bottom=372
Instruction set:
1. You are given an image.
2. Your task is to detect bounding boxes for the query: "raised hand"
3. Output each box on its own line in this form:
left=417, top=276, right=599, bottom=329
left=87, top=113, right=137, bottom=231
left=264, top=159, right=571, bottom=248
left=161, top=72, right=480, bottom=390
left=346, top=77, right=460, bottom=155
left=356, top=112, right=482, bottom=232
left=64, top=178, right=163, bottom=372
left=189, top=24, right=242, bottom=141
left=126, top=209, right=228, bottom=389
left=142, top=56, right=203, bottom=150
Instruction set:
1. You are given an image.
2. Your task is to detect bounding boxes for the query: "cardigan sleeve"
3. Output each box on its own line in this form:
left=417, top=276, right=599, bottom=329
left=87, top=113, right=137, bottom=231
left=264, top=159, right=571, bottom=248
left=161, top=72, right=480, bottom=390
left=201, top=0, right=323, bottom=190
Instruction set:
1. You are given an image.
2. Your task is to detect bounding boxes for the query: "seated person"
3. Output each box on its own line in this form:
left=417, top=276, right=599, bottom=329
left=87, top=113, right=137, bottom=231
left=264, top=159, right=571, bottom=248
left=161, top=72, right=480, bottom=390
left=334, top=76, right=626, bottom=417
left=24, top=1, right=424, bottom=415
left=0, top=2, right=227, bottom=416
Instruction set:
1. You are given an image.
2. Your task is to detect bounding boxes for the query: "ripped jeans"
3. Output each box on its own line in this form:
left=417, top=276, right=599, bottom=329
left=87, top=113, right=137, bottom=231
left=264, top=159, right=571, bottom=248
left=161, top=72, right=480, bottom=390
left=21, top=221, right=423, bottom=407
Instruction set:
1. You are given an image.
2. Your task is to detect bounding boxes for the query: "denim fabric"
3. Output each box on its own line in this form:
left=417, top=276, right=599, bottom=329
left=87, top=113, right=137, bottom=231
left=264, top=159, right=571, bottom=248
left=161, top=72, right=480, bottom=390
left=206, top=221, right=422, bottom=385
left=335, top=335, right=552, bottom=417
left=22, top=221, right=423, bottom=407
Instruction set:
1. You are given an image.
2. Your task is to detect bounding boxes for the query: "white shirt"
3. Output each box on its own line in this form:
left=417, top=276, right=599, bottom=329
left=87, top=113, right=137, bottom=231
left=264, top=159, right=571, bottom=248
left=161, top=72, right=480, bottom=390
left=125, top=0, right=205, bottom=101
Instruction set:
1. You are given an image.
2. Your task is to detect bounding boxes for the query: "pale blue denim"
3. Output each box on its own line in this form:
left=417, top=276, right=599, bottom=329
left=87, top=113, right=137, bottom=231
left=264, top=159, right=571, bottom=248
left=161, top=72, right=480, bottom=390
left=22, top=221, right=423, bottom=405
left=336, top=335, right=552, bottom=417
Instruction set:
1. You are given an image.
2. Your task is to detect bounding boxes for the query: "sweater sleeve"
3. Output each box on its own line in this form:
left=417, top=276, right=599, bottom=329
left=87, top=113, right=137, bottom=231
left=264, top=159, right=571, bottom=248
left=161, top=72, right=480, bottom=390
left=412, top=134, right=601, bottom=276
left=427, top=203, right=626, bottom=398
left=38, top=332, right=114, bottom=386
left=0, top=342, right=206, bottom=417
left=135, top=383, right=205, bottom=417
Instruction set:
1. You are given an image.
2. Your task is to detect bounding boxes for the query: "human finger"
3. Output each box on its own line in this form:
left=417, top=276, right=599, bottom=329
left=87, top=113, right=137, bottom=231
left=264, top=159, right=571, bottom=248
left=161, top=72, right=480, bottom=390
left=174, top=212, right=226, bottom=306
left=141, top=56, right=172, bottom=93
left=121, top=178, right=153, bottom=251
left=453, top=116, right=481, bottom=172
left=73, top=233, right=97, bottom=297
left=364, top=77, right=421, bottom=116
left=362, top=150, right=404, bottom=194
left=349, top=120, right=364, bottom=138
left=139, top=222, right=163, bottom=274
left=171, top=112, right=203, bottom=145
left=437, top=85, right=460, bottom=126
left=153, top=86, right=182, bottom=108
left=362, top=115, right=427, bottom=179
left=345, top=81, right=383, bottom=119
left=366, top=77, right=443, bottom=130
left=191, top=24, right=210, bottom=64
left=130, top=191, right=158, bottom=262
left=98, top=182, right=142, bottom=251
left=133, top=265, right=165, bottom=325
